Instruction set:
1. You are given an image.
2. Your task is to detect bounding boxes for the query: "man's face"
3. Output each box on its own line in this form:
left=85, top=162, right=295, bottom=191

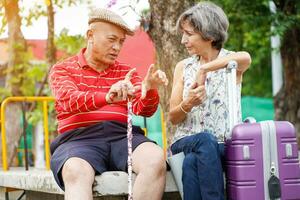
left=88, top=21, right=126, bottom=65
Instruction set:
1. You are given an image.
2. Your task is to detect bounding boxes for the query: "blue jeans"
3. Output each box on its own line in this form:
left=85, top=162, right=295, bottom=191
left=171, top=132, right=225, bottom=200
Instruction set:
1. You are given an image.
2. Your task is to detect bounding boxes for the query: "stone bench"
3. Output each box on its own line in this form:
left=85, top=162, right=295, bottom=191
left=0, top=168, right=180, bottom=200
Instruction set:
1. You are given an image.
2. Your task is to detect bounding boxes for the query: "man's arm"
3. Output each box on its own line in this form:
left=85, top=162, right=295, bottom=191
left=106, top=68, right=160, bottom=117
left=49, top=64, right=109, bottom=113
left=132, top=88, right=160, bottom=117
left=131, top=64, right=168, bottom=117
left=100, top=65, right=168, bottom=117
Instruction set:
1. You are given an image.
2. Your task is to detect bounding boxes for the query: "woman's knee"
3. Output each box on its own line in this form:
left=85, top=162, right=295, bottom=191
left=183, top=153, right=197, bottom=171
left=195, top=132, right=218, bottom=150
left=197, top=132, right=216, bottom=142
left=62, top=157, right=95, bottom=185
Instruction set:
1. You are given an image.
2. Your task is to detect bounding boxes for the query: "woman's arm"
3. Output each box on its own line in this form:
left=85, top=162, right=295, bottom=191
left=168, top=61, right=186, bottom=125
left=197, top=51, right=251, bottom=84
left=168, top=61, right=206, bottom=125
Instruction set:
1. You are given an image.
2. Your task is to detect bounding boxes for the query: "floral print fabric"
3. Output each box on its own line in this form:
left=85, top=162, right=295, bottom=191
left=173, top=49, right=242, bottom=143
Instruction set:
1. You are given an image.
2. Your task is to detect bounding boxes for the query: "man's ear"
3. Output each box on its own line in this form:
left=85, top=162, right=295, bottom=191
left=86, top=29, right=93, bottom=42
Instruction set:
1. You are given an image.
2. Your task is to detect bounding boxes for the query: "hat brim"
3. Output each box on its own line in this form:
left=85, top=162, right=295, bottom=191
left=89, top=19, right=134, bottom=36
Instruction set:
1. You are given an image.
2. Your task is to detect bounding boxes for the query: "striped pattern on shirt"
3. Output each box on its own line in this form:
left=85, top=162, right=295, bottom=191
left=49, top=48, right=159, bottom=134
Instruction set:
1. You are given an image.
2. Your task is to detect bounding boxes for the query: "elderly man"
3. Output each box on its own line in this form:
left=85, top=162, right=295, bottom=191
left=49, top=8, right=168, bottom=200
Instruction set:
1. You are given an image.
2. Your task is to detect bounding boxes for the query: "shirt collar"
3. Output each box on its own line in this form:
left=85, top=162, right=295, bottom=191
left=194, top=48, right=225, bottom=62
left=77, top=48, right=89, bottom=68
left=77, top=48, right=118, bottom=75
left=217, top=48, right=225, bottom=58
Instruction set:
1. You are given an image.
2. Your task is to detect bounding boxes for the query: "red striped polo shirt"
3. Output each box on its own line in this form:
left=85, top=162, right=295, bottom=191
left=49, top=48, right=159, bottom=134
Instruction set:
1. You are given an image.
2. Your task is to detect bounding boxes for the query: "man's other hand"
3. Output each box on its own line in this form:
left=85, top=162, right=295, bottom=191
left=141, top=64, right=168, bottom=99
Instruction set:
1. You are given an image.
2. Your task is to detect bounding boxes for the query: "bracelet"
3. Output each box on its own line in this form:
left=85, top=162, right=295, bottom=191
left=179, top=102, right=189, bottom=114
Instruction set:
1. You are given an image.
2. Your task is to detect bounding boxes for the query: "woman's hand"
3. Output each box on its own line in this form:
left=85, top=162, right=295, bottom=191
left=182, top=82, right=206, bottom=111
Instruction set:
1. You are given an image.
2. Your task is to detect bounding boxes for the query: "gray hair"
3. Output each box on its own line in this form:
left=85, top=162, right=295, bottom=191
left=177, top=1, right=229, bottom=50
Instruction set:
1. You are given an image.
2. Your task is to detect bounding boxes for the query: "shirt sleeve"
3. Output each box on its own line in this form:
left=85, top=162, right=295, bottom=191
left=130, top=71, right=160, bottom=117
left=49, top=64, right=108, bottom=113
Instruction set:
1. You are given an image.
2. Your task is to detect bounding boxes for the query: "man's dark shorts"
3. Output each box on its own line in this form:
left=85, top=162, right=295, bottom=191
left=50, top=120, right=155, bottom=190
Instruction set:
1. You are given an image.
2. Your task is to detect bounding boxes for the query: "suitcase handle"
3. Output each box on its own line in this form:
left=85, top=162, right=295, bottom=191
left=226, top=62, right=257, bottom=140
left=225, top=60, right=238, bottom=140
left=244, top=117, right=256, bottom=123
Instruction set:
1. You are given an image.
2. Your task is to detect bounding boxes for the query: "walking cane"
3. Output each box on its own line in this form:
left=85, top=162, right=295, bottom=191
left=125, top=67, right=137, bottom=200
left=127, top=99, right=133, bottom=200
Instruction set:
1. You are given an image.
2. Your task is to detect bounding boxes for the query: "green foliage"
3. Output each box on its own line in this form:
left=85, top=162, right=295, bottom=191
left=53, top=0, right=86, bottom=9
left=55, top=28, right=85, bottom=57
left=21, top=63, right=48, bottom=96
left=24, top=3, right=47, bottom=26
left=27, top=102, right=57, bottom=133
left=209, top=0, right=271, bottom=97
left=272, top=0, right=300, bottom=35
left=1, top=40, right=49, bottom=96
left=0, top=4, right=6, bottom=35
left=0, top=0, right=92, bottom=135
left=209, top=0, right=300, bottom=98
left=0, top=88, right=11, bottom=101
left=0, top=0, right=86, bottom=96
left=0, top=56, right=49, bottom=98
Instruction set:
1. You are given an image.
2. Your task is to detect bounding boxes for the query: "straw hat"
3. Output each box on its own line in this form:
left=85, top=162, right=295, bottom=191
left=88, top=8, right=134, bottom=36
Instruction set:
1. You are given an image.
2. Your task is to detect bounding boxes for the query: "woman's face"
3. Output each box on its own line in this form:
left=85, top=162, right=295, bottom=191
left=180, top=20, right=212, bottom=55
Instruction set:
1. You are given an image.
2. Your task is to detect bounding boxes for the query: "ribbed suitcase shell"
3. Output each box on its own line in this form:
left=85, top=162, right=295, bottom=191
left=225, top=121, right=300, bottom=200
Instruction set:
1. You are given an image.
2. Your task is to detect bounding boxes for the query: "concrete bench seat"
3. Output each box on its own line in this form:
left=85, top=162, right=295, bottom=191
left=0, top=168, right=180, bottom=200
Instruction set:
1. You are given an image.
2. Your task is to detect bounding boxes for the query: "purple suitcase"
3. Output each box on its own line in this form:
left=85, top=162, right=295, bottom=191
left=224, top=61, right=300, bottom=199
left=225, top=121, right=300, bottom=200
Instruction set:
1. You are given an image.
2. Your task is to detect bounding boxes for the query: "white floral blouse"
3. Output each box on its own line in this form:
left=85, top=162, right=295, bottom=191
left=173, top=48, right=242, bottom=143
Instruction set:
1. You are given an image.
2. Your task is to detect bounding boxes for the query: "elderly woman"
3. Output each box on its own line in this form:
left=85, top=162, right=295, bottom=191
left=168, top=2, right=251, bottom=200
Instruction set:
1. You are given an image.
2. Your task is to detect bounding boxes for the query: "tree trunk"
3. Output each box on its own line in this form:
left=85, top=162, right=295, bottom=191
left=148, top=0, right=195, bottom=146
left=274, top=26, right=300, bottom=148
left=6, top=103, right=22, bottom=167
left=46, top=0, right=56, bottom=66
left=274, top=1, right=300, bottom=148
left=3, top=0, right=27, bottom=95
left=1, top=0, right=26, bottom=167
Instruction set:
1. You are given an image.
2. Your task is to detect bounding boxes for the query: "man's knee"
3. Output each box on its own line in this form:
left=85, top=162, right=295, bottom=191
left=146, top=150, right=166, bottom=175
left=134, top=144, right=166, bottom=176
left=62, top=157, right=95, bottom=185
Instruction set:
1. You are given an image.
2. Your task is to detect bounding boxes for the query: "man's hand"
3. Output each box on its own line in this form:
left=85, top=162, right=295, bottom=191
left=106, top=68, right=137, bottom=103
left=141, top=64, right=168, bottom=99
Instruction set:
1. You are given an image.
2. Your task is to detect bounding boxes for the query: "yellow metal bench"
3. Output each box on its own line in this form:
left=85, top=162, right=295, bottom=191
left=0, top=96, right=178, bottom=199
left=1, top=96, right=55, bottom=171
